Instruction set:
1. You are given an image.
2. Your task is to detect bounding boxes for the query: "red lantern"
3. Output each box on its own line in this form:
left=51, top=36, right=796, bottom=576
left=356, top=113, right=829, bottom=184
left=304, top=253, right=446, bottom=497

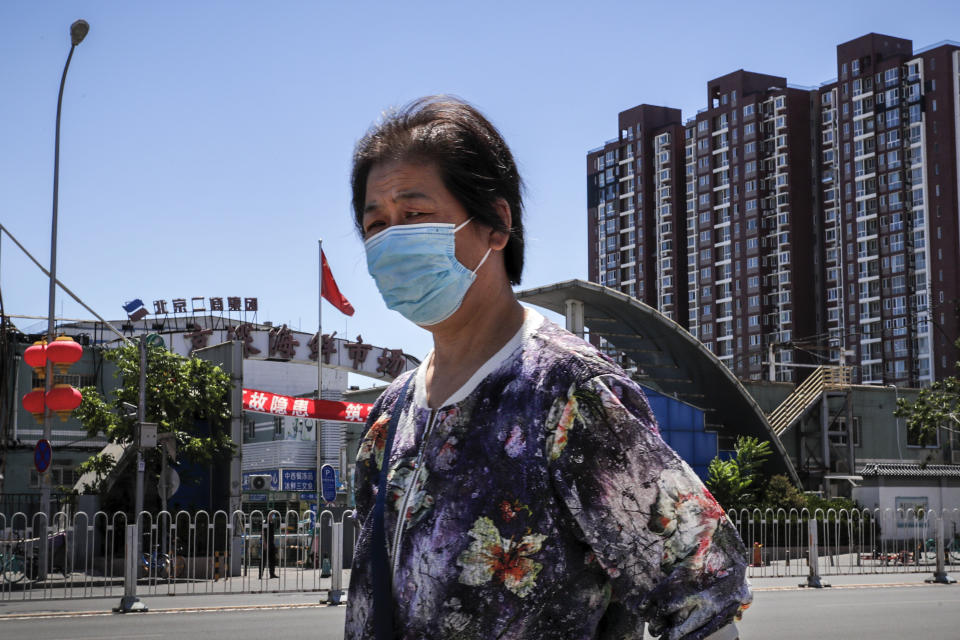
left=24, top=341, right=47, bottom=379
left=46, top=384, right=82, bottom=421
left=47, top=336, right=83, bottom=374
left=22, top=388, right=46, bottom=422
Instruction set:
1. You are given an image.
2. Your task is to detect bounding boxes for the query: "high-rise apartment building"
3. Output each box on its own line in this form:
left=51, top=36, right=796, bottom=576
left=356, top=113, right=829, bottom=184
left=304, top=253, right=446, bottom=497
left=587, top=33, right=960, bottom=386
left=685, top=72, right=816, bottom=381
left=818, top=35, right=960, bottom=386
left=587, top=106, right=686, bottom=320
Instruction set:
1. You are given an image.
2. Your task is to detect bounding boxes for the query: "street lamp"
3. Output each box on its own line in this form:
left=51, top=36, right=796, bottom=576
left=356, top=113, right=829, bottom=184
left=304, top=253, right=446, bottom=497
left=41, top=18, right=89, bottom=522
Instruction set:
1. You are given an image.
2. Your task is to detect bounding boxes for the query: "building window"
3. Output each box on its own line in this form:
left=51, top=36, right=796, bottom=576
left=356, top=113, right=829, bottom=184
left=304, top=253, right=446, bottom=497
left=830, top=417, right=862, bottom=447
left=30, top=465, right=80, bottom=489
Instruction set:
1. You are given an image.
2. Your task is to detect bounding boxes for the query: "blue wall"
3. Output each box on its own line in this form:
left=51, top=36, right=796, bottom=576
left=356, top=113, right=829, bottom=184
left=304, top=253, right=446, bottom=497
left=642, top=386, right=717, bottom=481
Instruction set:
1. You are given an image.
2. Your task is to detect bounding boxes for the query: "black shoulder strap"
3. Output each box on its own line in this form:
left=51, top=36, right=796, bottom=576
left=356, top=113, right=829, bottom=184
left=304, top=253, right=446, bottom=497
left=370, top=373, right=414, bottom=640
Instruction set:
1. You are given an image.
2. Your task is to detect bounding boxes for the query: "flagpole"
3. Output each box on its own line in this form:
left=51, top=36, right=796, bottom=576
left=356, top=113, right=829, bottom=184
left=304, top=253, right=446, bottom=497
left=316, top=239, right=323, bottom=519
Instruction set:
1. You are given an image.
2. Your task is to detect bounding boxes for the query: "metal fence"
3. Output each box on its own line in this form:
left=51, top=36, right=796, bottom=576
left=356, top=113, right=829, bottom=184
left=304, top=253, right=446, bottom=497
left=729, top=507, right=960, bottom=579
left=0, top=508, right=358, bottom=602
left=1, top=506, right=958, bottom=601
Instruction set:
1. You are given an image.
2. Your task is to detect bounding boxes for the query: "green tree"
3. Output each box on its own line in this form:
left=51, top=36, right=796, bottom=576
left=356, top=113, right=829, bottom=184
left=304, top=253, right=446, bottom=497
left=706, top=436, right=772, bottom=511
left=761, top=474, right=807, bottom=512
left=76, top=451, right=116, bottom=493
left=894, top=339, right=960, bottom=448
left=74, top=341, right=236, bottom=506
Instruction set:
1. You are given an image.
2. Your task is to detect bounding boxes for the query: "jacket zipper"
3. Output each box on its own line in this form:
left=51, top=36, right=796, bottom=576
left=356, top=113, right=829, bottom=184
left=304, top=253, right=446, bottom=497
left=390, top=408, right=438, bottom=578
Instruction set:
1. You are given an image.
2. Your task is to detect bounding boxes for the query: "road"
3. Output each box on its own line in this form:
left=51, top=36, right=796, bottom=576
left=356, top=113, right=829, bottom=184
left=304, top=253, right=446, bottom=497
left=734, top=583, right=959, bottom=639
left=0, top=583, right=957, bottom=639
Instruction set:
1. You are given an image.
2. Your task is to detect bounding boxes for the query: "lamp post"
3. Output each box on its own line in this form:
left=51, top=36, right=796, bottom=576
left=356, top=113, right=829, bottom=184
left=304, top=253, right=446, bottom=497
left=40, top=19, right=89, bottom=523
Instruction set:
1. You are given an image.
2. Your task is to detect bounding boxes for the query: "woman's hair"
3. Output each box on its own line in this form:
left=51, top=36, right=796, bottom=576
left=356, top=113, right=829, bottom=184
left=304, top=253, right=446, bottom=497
left=351, top=96, right=525, bottom=285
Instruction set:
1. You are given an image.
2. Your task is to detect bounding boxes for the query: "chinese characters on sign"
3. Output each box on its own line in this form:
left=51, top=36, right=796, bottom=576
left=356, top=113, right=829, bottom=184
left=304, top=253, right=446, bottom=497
left=147, top=297, right=259, bottom=317
left=269, top=395, right=289, bottom=415
left=228, top=323, right=261, bottom=357
left=308, top=331, right=339, bottom=364
left=268, top=324, right=300, bottom=360
left=377, top=348, right=406, bottom=378
left=280, top=469, right=316, bottom=492
left=242, top=389, right=371, bottom=423
left=344, top=403, right=364, bottom=422
left=183, top=323, right=213, bottom=352
left=322, top=332, right=338, bottom=364
left=247, top=391, right=269, bottom=412
left=123, top=300, right=414, bottom=379
left=346, top=335, right=373, bottom=369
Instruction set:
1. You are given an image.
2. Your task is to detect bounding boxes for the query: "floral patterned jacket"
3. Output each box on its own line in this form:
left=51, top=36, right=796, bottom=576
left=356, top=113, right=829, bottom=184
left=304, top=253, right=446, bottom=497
left=345, top=310, right=751, bottom=640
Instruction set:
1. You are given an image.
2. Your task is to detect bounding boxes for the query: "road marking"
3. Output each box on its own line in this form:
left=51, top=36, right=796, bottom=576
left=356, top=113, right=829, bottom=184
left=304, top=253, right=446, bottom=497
left=60, top=636, right=164, bottom=640
left=0, top=602, right=329, bottom=621
left=753, top=582, right=935, bottom=592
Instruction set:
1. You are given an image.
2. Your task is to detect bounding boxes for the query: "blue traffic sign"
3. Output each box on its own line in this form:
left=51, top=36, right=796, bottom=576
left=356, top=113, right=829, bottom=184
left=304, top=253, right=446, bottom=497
left=34, top=439, right=52, bottom=474
left=320, top=464, right=337, bottom=503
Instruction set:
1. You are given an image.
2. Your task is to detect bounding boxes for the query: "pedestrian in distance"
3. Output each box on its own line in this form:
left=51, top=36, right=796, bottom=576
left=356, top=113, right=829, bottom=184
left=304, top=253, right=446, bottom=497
left=345, top=96, right=751, bottom=640
left=259, top=513, right=278, bottom=580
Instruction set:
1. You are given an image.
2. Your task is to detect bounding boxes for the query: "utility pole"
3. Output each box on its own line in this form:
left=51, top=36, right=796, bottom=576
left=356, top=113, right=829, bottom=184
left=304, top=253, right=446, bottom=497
left=134, top=336, right=146, bottom=540
left=41, top=17, right=90, bottom=532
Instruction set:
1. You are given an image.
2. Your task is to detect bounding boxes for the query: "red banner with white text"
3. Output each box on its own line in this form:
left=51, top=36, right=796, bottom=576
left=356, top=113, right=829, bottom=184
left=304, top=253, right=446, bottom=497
left=242, top=388, right=371, bottom=423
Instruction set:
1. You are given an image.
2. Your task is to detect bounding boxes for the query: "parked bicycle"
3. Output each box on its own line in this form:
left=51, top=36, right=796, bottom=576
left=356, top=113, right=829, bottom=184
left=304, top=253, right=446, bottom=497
left=140, top=544, right=172, bottom=579
left=0, top=536, right=34, bottom=583
left=139, top=541, right=186, bottom=580
left=923, top=535, right=960, bottom=563
left=0, top=533, right=69, bottom=583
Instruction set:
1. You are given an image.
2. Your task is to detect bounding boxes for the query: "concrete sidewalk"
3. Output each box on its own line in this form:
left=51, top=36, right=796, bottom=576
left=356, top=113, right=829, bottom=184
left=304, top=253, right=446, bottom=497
left=0, top=588, right=340, bottom=618
left=1, top=569, right=955, bottom=619
left=748, top=569, right=954, bottom=590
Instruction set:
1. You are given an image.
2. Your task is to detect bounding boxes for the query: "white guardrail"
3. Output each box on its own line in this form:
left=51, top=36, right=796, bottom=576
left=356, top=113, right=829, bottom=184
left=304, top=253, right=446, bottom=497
left=0, top=509, right=358, bottom=602
left=729, top=507, right=960, bottom=580
left=0, top=506, right=958, bottom=602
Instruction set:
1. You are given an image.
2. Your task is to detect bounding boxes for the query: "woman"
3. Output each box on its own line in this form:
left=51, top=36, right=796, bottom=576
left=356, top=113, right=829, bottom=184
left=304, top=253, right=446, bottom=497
left=345, top=97, right=750, bottom=640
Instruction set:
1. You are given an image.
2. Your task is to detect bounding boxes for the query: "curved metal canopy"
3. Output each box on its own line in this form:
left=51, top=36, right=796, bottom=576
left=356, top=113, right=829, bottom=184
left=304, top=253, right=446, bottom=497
left=518, top=279, right=799, bottom=484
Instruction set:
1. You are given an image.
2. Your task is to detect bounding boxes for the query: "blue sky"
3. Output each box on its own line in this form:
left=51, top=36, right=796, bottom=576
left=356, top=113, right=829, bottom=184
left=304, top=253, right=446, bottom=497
left=2, top=1, right=958, bottom=385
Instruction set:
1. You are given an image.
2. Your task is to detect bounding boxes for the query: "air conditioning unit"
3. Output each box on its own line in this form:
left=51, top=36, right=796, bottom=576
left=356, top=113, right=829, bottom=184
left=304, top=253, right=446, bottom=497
left=248, top=474, right=272, bottom=491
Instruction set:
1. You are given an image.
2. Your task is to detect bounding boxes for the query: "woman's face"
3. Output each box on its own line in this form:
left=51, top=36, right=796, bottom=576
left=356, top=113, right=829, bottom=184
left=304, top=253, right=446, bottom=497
left=361, top=159, right=491, bottom=273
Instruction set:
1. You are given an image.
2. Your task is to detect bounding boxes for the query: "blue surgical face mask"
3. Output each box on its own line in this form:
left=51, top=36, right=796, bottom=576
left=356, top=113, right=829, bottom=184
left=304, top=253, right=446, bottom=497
left=365, top=218, right=492, bottom=326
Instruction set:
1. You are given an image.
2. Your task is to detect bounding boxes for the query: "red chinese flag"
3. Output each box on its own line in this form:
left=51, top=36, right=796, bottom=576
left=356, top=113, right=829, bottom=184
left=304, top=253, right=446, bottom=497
left=321, top=250, right=355, bottom=316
